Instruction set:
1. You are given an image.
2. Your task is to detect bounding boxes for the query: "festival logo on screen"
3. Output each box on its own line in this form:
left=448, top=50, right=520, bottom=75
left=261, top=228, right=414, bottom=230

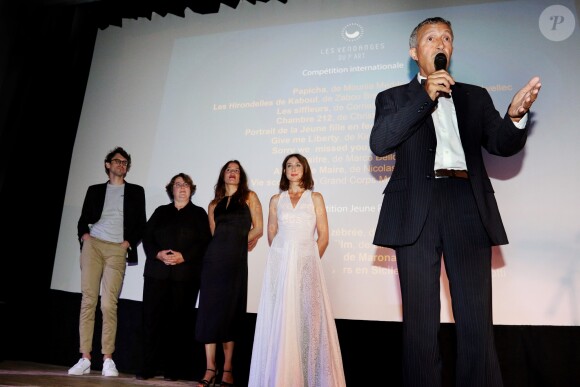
left=341, top=23, right=364, bottom=42
left=320, top=22, right=385, bottom=61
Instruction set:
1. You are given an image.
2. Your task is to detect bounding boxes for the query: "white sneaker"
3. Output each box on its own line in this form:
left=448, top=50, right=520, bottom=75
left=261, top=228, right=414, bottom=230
left=102, top=358, right=119, bottom=377
left=68, top=358, right=91, bottom=375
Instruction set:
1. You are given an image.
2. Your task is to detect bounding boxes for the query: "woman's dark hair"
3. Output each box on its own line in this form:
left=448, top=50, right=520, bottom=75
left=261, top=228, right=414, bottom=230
left=279, top=153, right=314, bottom=191
left=104, top=146, right=131, bottom=175
left=212, top=160, right=250, bottom=205
left=165, top=172, right=196, bottom=201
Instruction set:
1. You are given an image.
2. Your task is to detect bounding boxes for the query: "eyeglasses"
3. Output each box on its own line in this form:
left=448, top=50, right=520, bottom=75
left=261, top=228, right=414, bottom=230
left=226, top=168, right=240, bottom=174
left=110, top=159, right=128, bottom=166
left=174, top=182, right=190, bottom=189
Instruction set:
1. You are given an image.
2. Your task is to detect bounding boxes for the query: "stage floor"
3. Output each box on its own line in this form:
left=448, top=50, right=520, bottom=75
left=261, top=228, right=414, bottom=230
left=0, top=361, right=198, bottom=386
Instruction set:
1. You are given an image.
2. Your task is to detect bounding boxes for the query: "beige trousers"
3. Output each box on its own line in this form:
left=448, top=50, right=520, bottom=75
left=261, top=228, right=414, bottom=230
left=79, top=237, right=127, bottom=355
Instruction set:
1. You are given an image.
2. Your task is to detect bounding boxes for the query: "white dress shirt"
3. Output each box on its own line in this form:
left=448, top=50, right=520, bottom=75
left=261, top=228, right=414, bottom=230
left=417, top=75, right=527, bottom=172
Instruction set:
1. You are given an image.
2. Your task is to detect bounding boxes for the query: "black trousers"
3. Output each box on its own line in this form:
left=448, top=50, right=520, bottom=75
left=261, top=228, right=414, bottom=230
left=395, top=178, right=503, bottom=387
left=140, top=276, right=199, bottom=379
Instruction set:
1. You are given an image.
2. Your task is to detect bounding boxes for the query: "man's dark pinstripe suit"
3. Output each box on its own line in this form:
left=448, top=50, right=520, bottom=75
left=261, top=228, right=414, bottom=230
left=370, top=77, right=527, bottom=387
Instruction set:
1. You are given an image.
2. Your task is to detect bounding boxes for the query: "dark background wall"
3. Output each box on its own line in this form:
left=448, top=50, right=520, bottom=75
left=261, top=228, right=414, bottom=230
left=0, top=1, right=579, bottom=386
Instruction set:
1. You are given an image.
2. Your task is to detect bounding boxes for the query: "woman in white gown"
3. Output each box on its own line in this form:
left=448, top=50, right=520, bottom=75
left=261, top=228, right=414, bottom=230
left=248, top=153, right=346, bottom=387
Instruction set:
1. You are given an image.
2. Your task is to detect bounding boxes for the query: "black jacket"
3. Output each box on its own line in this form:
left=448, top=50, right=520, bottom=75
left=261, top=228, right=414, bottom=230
left=370, top=78, right=528, bottom=247
left=77, top=181, right=147, bottom=265
left=142, top=201, right=211, bottom=281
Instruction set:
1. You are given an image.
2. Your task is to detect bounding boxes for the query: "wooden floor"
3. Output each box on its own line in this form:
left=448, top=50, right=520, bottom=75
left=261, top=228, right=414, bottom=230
left=0, top=361, right=204, bottom=387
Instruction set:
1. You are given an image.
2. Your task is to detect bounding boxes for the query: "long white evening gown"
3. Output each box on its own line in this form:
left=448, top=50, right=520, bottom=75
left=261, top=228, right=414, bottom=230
left=248, top=190, right=346, bottom=387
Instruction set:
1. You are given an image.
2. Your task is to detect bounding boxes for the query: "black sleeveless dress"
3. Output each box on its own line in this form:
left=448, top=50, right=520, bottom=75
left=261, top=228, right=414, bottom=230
left=196, top=196, right=251, bottom=343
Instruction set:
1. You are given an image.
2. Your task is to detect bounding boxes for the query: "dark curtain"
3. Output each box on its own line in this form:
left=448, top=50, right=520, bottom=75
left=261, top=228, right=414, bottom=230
left=0, top=0, right=98, bottom=361
left=0, top=0, right=284, bottom=362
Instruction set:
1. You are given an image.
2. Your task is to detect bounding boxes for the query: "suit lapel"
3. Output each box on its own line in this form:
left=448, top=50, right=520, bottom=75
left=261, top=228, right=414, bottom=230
left=407, top=79, right=436, bottom=137
left=451, top=83, right=469, bottom=142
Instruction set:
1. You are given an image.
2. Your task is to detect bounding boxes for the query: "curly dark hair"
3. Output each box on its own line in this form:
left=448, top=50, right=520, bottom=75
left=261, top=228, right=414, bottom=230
left=104, top=146, right=131, bottom=175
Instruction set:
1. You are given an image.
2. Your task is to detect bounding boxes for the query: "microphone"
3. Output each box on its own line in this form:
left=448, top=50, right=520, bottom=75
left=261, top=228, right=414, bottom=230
left=434, top=53, right=447, bottom=71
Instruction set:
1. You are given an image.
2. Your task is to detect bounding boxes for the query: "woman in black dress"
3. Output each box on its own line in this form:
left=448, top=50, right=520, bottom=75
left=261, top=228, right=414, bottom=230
left=195, top=160, right=263, bottom=387
left=138, top=173, right=211, bottom=381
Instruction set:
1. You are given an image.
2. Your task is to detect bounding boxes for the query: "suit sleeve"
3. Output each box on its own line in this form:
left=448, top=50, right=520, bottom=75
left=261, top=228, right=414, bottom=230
left=125, top=184, right=147, bottom=265
left=370, top=85, right=436, bottom=157
left=479, top=88, right=528, bottom=156
left=77, top=186, right=95, bottom=248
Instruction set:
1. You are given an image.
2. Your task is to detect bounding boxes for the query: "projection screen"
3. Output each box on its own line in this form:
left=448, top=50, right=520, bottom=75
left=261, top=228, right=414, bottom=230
left=51, top=0, right=580, bottom=326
